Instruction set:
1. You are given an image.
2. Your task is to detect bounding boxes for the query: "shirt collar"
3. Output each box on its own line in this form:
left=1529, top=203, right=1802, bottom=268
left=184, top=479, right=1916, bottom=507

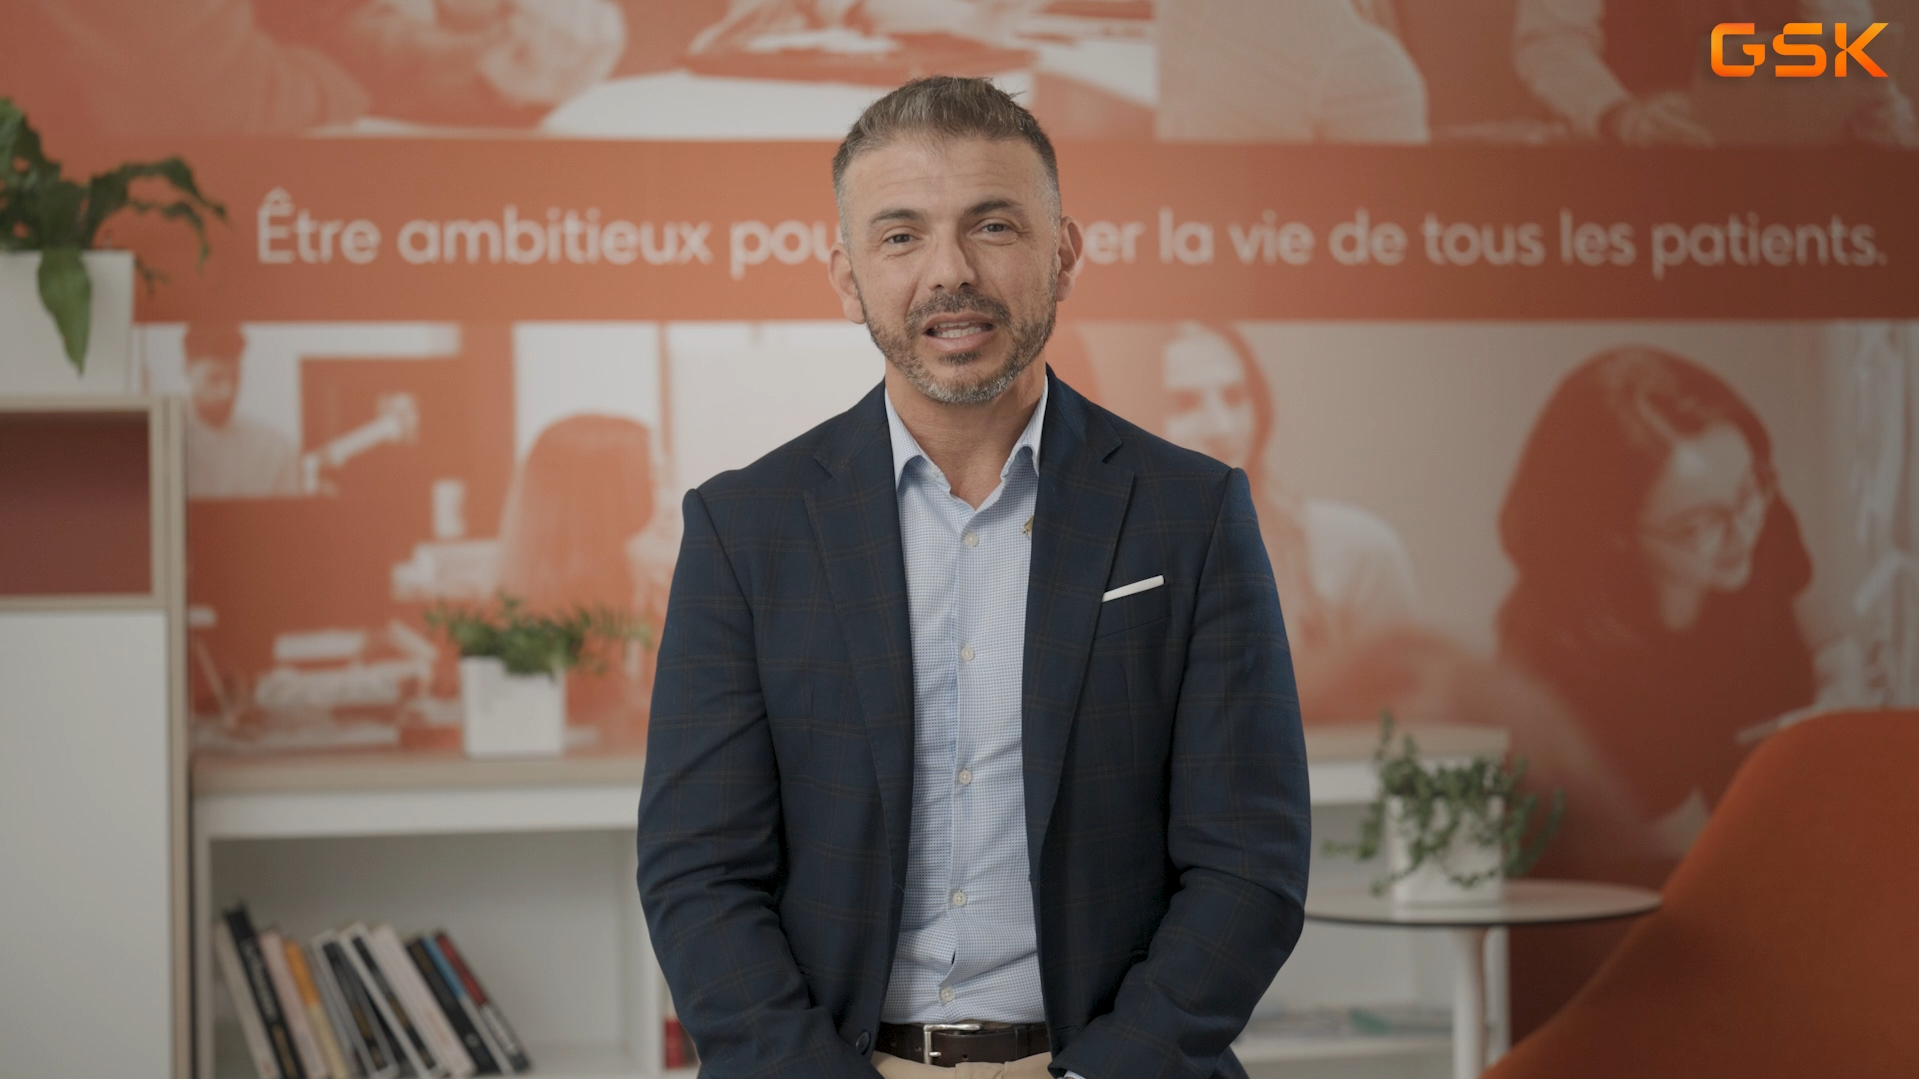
left=884, top=377, right=1048, bottom=488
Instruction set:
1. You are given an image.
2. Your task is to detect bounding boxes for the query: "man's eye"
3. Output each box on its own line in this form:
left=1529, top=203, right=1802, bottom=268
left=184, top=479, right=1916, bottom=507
left=883, top=233, right=915, bottom=245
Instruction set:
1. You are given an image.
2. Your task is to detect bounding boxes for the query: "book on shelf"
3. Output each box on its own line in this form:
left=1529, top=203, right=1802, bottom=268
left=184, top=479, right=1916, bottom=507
left=217, top=902, right=536, bottom=1079
left=283, top=937, right=358, bottom=1079
left=213, top=917, right=284, bottom=1079
left=408, top=936, right=503, bottom=1076
left=304, top=934, right=375, bottom=1079
left=261, top=929, right=331, bottom=1079
left=432, top=930, right=533, bottom=1074
left=224, top=904, right=309, bottom=1079
left=369, top=922, right=476, bottom=1078
left=343, top=923, right=443, bottom=1078
left=317, top=931, right=400, bottom=1079
left=419, top=934, right=520, bottom=1076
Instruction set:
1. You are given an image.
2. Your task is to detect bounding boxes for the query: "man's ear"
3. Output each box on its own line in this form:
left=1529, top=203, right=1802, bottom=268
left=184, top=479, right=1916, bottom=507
left=828, top=244, right=867, bottom=325
left=1054, top=216, right=1086, bottom=304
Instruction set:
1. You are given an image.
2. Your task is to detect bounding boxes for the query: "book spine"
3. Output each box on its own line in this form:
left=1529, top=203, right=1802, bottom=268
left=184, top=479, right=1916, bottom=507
left=347, top=926, right=441, bottom=1078
left=285, top=939, right=355, bottom=1079
left=261, top=931, right=329, bottom=1079
left=422, top=936, right=515, bottom=1076
left=663, top=1017, right=688, bottom=1070
left=322, top=939, right=398, bottom=1079
left=307, top=937, right=372, bottom=1079
left=226, top=906, right=308, bottom=1079
left=408, top=937, right=500, bottom=1075
left=371, top=924, right=474, bottom=1078
left=432, top=931, right=532, bottom=1073
left=213, top=918, right=283, bottom=1079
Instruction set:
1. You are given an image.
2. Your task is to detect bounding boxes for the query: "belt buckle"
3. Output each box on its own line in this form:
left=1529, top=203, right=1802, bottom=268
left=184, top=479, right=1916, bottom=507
left=920, top=1022, right=982, bottom=1065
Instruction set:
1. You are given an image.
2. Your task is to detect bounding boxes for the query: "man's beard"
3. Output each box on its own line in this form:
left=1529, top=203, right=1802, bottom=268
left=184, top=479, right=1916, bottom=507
left=862, top=286, right=1056, bottom=406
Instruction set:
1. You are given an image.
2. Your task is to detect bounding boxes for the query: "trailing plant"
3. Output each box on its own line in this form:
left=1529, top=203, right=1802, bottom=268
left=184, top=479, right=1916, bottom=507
left=1325, top=712, right=1566, bottom=896
left=1, top=98, right=225, bottom=370
left=424, top=593, right=650, bottom=679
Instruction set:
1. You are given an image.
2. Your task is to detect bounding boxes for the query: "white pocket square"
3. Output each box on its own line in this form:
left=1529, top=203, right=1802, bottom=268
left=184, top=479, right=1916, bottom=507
left=1101, top=575, right=1164, bottom=602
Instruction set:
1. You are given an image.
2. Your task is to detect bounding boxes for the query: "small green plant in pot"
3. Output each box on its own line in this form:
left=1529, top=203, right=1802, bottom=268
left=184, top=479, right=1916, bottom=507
left=1326, top=713, right=1566, bottom=904
left=425, top=594, right=647, bottom=758
left=1, top=98, right=225, bottom=371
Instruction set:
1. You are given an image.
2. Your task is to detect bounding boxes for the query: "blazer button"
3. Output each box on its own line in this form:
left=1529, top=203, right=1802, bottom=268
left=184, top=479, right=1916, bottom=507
left=855, top=1030, right=871, bottom=1054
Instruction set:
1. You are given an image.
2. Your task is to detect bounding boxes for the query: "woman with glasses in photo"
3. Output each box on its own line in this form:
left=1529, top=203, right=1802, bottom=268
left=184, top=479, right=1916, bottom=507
left=1497, top=345, right=1817, bottom=859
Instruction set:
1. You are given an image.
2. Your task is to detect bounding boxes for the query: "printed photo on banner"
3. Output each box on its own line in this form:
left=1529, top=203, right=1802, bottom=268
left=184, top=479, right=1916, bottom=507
left=8, top=1, right=1913, bottom=146
left=148, top=319, right=882, bottom=757
left=1061, top=318, right=1915, bottom=884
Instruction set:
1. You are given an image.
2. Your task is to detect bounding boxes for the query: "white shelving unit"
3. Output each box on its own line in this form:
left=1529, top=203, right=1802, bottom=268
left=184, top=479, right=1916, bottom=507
left=2, top=396, right=189, bottom=1079
left=192, top=727, right=1507, bottom=1079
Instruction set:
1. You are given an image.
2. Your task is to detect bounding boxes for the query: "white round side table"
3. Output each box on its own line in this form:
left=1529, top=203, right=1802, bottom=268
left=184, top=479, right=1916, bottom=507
left=1305, top=879, right=1661, bottom=1079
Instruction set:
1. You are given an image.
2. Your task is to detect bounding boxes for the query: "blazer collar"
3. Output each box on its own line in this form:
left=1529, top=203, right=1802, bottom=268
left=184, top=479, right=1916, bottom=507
left=1022, top=371, right=1134, bottom=876
left=803, top=384, right=917, bottom=905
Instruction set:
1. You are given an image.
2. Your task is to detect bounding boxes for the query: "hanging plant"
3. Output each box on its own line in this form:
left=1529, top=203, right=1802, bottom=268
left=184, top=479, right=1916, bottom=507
left=1325, top=712, right=1567, bottom=896
left=0, top=97, right=225, bottom=371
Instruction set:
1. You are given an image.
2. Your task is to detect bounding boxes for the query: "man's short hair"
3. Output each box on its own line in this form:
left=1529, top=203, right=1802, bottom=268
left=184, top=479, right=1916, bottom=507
left=183, top=322, right=246, bottom=364
left=832, top=76, right=1060, bottom=219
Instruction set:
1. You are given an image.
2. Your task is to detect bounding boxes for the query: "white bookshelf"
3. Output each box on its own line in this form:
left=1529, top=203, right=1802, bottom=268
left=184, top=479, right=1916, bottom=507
left=2, top=396, right=189, bottom=1079
left=192, top=727, right=1506, bottom=1079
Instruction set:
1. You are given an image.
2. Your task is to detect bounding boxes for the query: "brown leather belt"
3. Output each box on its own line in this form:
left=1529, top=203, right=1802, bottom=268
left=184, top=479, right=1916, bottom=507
left=874, top=1021, right=1049, bottom=1066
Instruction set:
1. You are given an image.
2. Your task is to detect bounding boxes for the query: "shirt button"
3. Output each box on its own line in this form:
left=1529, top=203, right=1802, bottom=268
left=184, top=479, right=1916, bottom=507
left=939, top=987, right=956, bottom=1003
left=951, top=890, right=967, bottom=907
left=957, top=768, right=973, bottom=786
left=964, top=531, right=979, bottom=547
left=959, top=645, right=974, bottom=662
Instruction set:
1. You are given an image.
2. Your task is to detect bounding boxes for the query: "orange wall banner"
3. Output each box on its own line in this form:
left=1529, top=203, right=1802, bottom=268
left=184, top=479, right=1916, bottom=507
left=70, top=138, right=1919, bottom=322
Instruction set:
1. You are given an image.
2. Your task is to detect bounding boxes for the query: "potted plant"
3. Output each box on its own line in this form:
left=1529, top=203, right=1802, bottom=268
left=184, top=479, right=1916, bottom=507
left=1, top=98, right=223, bottom=389
left=1327, top=713, right=1566, bottom=905
left=424, top=593, right=646, bottom=758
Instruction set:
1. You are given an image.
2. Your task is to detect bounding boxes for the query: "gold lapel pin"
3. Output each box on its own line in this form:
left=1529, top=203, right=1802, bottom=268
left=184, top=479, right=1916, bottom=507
left=1022, top=516, right=1033, bottom=536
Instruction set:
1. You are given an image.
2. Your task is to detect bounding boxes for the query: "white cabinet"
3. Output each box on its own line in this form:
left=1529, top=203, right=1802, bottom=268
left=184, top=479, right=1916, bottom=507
left=0, top=397, right=189, bottom=1079
left=193, top=728, right=1506, bottom=1079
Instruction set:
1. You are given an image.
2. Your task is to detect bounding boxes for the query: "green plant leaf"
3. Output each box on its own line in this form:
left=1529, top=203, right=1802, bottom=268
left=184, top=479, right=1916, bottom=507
left=423, top=593, right=652, bottom=678
left=83, top=159, right=226, bottom=257
left=1324, top=709, right=1569, bottom=894
left=36, top=245, right=91, bottom=371
left=1, top=99, right=224, bottom=301
left=0, top=100, right=24, bottom=187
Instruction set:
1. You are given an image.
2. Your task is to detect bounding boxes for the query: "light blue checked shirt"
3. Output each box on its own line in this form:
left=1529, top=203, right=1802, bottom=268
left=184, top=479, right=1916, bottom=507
left=881, top=383, right=1048, bottom=1027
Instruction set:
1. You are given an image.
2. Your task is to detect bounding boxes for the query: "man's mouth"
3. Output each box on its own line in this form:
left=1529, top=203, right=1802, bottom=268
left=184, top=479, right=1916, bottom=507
left=925, top=318, right=992, bottom=337
left=922, top=316, right=997, bottom=351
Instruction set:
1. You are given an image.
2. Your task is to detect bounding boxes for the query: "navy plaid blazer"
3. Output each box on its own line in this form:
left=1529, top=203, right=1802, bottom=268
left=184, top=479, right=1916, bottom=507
left=637, top=372, right=1311, bottom=1079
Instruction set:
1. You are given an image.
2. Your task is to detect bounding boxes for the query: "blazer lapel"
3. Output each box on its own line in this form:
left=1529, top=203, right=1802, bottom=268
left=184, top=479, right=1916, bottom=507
left=803, top=385, right=917, bottom=892
left=1023, top=373, right=1134, bottom=872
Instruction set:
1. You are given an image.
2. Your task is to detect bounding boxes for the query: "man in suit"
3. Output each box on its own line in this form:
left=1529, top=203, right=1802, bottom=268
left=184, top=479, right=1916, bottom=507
left=636, top=76, right=1310, bottom=1079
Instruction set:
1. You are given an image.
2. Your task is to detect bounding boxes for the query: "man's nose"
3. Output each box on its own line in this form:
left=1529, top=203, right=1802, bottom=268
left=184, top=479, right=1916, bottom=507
left=923, top=230, right=978, bottom=293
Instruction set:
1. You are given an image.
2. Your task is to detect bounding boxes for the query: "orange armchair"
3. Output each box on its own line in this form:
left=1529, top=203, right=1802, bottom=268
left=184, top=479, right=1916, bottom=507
left=1484, top=710, right=1919, bottom=1079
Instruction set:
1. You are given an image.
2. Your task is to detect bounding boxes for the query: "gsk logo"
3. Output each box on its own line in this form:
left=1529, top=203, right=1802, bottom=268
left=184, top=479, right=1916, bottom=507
left=1711, top=22, right=1889, bottom=77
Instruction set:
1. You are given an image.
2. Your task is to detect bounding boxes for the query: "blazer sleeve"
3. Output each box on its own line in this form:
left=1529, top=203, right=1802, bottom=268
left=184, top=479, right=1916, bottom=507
left=636, top=489, right=877, bottom=1079
left=1051, top=468, right=1313, bottom=1079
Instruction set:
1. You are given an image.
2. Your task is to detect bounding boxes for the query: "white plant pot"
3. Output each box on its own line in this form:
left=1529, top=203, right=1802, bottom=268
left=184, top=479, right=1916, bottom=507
left=1386, top=796, right=1505, bottom=906
left=459, top=657, right=567, bottom=758
left=0, top=251, right=135, bottom=395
